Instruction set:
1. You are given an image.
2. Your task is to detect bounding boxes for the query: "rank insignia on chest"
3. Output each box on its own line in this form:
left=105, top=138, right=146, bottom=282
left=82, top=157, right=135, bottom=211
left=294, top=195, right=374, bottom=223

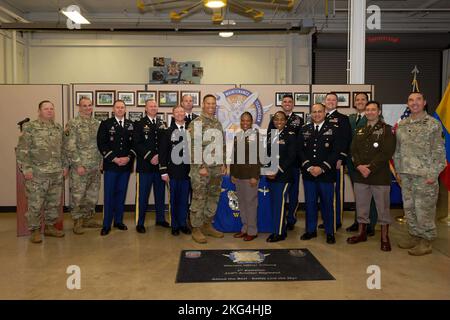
left=109, top=126, right=115, bottom=133
left=329, top=118, right=338, bottom=123
left=324, top=129, right=333, bottom=135
left=128, top=123, right=133, bottom=130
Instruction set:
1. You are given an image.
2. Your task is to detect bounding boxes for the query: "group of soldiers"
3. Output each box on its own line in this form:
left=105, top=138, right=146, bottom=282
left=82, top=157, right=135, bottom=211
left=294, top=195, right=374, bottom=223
left=16, top=90, right=445, bottom=256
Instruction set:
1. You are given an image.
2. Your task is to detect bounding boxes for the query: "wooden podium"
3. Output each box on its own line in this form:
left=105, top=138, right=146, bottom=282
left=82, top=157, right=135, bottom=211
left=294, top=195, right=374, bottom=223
left=16, top=162, right=64, bottom=237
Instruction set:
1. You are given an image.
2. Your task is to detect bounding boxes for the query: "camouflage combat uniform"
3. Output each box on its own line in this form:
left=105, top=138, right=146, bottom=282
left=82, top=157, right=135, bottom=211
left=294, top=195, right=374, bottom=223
left=393, top=113, right=446, bottom=241
left=188, top=112, right=225, bottom=228
left=16, top=119, right=67, bottom=231
left=64, top=115, right=102, bottom=221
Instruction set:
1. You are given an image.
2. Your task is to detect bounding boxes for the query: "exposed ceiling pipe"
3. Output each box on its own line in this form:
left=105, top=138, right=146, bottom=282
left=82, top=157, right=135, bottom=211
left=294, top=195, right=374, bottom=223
left=0, top=5, right=29, bottom=23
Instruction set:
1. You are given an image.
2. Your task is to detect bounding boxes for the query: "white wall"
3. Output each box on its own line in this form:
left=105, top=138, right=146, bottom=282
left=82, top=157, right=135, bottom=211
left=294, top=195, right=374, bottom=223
left=27, top=33, right=304, bottom=84
left=0, top=30, right=26, bottom=84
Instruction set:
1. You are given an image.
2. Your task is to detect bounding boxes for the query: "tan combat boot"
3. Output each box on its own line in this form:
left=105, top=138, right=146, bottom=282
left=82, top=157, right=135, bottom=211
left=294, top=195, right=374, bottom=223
left=29, top=230, right=42, bottom=244
left=82, top=217, right=102, bottom=228
left=192, top=227, right=207, bottom=244
left=398, top=234, right=420, bottom=249
left=73, top=218, right=84, bottom=235
left=201, top=222, right=224, bottom=238
left=408, top=238, right=432, bottom=256
left=44, top=225, right=65, bottom=238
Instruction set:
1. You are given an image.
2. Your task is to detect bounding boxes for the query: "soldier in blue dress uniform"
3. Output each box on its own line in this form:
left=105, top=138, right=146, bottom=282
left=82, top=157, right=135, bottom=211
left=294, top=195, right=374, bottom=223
left=267, top=94, right=303, bottom=230
left=97, top=100, right=136, bottom=236
left=133, top=99, right=169, bottom=233
left=299, top=103, right=342, bottom=244
left=321, top=92, right=352, bottom=230
left=159, top=105, right=192, bottom=236
left=265, top=111, right=297, bottom=243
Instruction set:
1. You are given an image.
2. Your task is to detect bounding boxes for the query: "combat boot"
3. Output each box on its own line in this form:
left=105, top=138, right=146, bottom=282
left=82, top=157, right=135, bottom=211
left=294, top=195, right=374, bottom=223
left=82, top=217, right=102, bottom=228
left=29, top=230, right=42, bottom=244
left=73, top=218, right=84, bottom=235
left=398, top=234, right=420, bottom=249
left=192, top=227, right=207, bottom=244
left=347, top=223, right=367, bottom=244
left=201, top=223, right=224, bottom=238
left=408, top=238, right=432, bottom=256
left=44, top=225, right=65, bottom=238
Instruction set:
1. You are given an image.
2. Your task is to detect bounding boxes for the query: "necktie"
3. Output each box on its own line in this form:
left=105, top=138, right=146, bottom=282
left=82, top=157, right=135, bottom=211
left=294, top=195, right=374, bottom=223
left=151, top=119, right=155, bottom=125
left=315, top=125, right=319, bottom=134
left=187, top=114, right=191, bottom=121
left=356, top=114, right=361, bottom=125
left=119, top=120, right=123, bottom=127
left=180, top=125, right=184, bottom=130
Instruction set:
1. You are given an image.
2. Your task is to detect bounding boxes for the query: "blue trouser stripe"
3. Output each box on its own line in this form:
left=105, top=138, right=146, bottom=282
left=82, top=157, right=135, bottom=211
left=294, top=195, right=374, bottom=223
left=103, top=171, right=130, bottom=229
left=137, top=172, right=166, bottom=226
left=169, top=179, right=190, bottom=229
left=304, top=179, right=335, bottom=235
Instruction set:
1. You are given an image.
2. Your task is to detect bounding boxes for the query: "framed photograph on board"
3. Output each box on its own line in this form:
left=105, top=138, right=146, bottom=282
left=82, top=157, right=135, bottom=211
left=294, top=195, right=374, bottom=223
left=180, top=91, right=200, bottom=107
left=93, top=111, right=110, bottom=121
left=336, top=92, right=350, bottom=107
left=294, top=112, right=305, bottom=122
left=95, top=91, right=115, bottom=106
left=75, top=91, right=93, bottom=104
left=128, top=111, right=143, bottom=122
left=313, top=93, right=327, bottom=104
left=294, top=93, right=310, bottom=106
left=137, top=91, right=157, bottom=107
left=275, top=92, right=293, bottom=106
left=117, top=91, right=135, bottom=106
left=159, top=91, right=178, bottom=107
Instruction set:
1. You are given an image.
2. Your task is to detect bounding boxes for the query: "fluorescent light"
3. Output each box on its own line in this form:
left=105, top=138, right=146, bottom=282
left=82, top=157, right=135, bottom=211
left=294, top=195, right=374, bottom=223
left=219, top=31, right=234, bottom=38
left=204, top=0, right=227, bottom=9
left=61, top=7, right=90, bottom=24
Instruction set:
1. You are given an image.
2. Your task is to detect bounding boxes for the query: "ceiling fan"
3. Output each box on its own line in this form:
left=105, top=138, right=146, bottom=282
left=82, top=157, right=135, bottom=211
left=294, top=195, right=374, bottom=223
left=137, top=0, right=294, bottom=23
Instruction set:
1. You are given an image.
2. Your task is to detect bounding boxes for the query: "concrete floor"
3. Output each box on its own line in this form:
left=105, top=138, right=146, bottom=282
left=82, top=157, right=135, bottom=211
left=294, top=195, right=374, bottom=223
left=0, top=210, right=449, bottom=300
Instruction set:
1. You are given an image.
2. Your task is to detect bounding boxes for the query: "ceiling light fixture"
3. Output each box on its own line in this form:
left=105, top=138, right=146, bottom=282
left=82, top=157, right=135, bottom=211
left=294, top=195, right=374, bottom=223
left=204, top=0, right=227, bottom=9
left=61, top=6, right=90, bottom=24
left=219, top=31, right=234, bottom=38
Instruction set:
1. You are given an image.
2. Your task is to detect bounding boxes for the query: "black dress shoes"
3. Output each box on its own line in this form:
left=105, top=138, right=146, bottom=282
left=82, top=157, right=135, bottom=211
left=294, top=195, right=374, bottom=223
left=266, top=233, right=286, bottom=243
left=136, top=225, right=146, bottom=233
left=156, top=221, right=170, bottom=228
left=180, top=226, right=192, bottom=235
left=171, top=228, right=180, bottom=236
left=100, top=228, right=110, bottom=236
left=326, top=234, right=336, bottom=244
left=346, top=222, right=359, bottom=232
left=113, top=223, right=128, bottom=230
left=286, top=223, right=295, bottom=231
left=300, top=231, right=317, bottom=240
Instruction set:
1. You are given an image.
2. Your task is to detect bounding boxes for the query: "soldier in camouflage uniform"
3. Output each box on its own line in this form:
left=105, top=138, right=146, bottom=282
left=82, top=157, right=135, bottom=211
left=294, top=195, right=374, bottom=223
left=394, top=92, right=446, bottom=256
left=64, top=97, right=102, bottom=235
left=16, top=100, right=68, bottom=244
left=188, top=94, right=227, bottom=244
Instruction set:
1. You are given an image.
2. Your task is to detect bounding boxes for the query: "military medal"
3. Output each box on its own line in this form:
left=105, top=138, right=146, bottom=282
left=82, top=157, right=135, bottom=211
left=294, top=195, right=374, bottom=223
left=373, top=142, right=379, bottom=148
